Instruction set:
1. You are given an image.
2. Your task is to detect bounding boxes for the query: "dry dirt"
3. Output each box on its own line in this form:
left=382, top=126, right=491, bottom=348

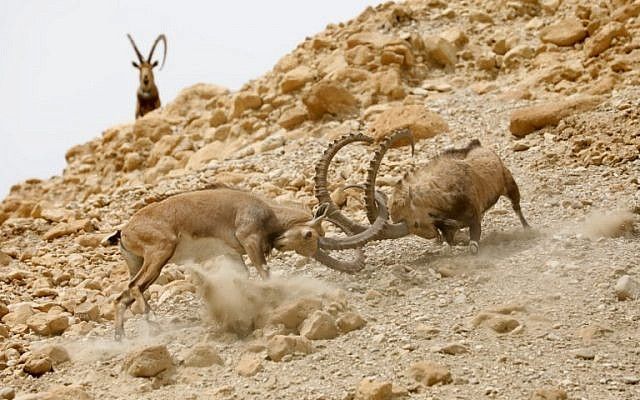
left=1, top=1, right=639, bottom=399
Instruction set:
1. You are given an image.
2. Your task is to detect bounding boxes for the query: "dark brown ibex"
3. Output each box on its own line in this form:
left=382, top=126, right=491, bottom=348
left=127, top=34, right=167, bottom=118
left=107, top=186, right=388, bottom=339
left=314, top=129, right=530, bottom=254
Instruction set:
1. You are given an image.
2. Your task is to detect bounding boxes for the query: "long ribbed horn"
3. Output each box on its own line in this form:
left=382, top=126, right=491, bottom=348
left=364, top=128, right=414, bottom=223
left=345, top=184, right=410, bottom=241
left=147, top=34, right=167, bottom=69
left=311, top=208, right=366, bottom=273
left=314, top=132, right=374, bottom=234
left=318, top=189, right=389, bottom=250
left=127, top=34, right=144, bottom=64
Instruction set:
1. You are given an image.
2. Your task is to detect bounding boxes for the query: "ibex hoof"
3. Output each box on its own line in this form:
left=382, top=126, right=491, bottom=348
left=114, top=330, right=124, bottom=341
left=469, top=241, right=479, bottom=254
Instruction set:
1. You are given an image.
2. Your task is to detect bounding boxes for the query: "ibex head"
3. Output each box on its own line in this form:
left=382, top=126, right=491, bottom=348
left=127, top=34, right=167, bottom=93
left=274, top=204, right=329, bottom=257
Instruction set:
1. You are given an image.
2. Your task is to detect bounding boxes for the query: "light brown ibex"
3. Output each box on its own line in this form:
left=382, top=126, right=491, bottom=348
left=107, top=186, right=388, bottom=339
left=314, top=129, right=530, bottom=254
left=127, top=33, right=167, bottom=118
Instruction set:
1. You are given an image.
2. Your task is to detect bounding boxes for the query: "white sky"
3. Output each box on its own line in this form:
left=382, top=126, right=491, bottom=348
left=0, top=0, right=382, bottom=198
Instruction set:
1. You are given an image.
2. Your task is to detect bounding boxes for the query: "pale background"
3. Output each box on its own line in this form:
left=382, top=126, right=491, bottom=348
left=0, top=0, right=382, bottom=198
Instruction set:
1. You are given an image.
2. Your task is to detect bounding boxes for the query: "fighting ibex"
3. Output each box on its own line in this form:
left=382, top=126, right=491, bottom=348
left=314, top=129, right=530, bottom=254
left=127, top=33, right=167, bottom=118
left=107, top=186, right=388, bottom=339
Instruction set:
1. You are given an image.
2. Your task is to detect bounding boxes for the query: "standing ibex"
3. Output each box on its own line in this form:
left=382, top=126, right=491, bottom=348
left=107, top=186, right=388, bottom=339
left=314, top=129, right=530, bottom=254
left=127, top=33, right=167, bottom=118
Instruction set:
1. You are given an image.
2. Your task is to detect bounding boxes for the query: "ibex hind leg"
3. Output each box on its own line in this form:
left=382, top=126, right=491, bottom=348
left=114, top=244, right=175, bottom=340
left=504, top=170, right=530, bottom=229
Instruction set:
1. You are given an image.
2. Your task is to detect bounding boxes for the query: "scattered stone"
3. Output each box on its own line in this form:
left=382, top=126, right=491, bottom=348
left=268, top=297, right=323, bottom=330
left=73, top=302, right=100, bottom=322
left=32, top=345, right=70, bottom=365
left=415, top=324, right=441, bottom=339
left=436, top=343, right=469, bottom=355
left=280, top=66, right=314, bottom=93
left=132, top=116, right=171, bottom=141
left=370, top=105, right=448, bottom=147
left=122, top=345, right=173, bottom=377
left=540, top=17, right=587, bottom=46
left=32, top=385, right=92, bottom=400
left=354, top=378, right=392, bottom=400
left=236, top=353, right=263, bottom=377
left=183, top=344, right=224, bottom=368
left=300, top=311, right=339, bottom=340
left=408, top=362, right=452, bottom=386
left=622, top=376, right=640, bottom=385
left=584, top=22, right=627, bottom=58
left=615, top=275, right=640, bottom=300
left=303, top=82, right=359, bottom=120
left=336, top=311, right=366, bottom=333
left=423, top=36, right=457, bottom=67
left=230, top=92, right=263, bottom=118
left=278, top=105, right=308, bottom=130
left=267, top=335, right=313, bottom=362
left=472, top=312, right=520, bottom=334
left=23, top=355, right=53, bottom=377
left=43, top=219, right=93, bottom=241
left=513, top=142, right=530, bottom=152
left=0, top=302, right=8, bottom=319
left=0, top=387, right=14, bottom=400
left=0, top=252, right=12, bottom=266
left=530, top=387, right=567, bottom=400
left=510, top=95, right=602, bottom=137
left=572, top=348, right=595, bottom=360
left=577, top=324, right=613, bottom=345
left=26, top=313, right=69, bottom=336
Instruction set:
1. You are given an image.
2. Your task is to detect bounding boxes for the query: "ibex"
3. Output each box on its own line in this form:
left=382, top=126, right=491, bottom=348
left=127, top=33, right=167, bottom=118
left=314, top=129, right=530, bottom=254
left=107, top=186, right=388, bottom=339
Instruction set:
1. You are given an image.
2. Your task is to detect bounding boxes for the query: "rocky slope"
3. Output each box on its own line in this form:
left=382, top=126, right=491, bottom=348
left=1, top=1, right=639, bottom=399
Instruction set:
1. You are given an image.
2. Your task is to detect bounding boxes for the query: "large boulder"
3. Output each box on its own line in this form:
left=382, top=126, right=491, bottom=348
left=267, top=335, right=313, bottom=362
left=303, top=82, right=359, bottom=120
left=509, top=95, right=602, bottom=137
left=370, top=105, right=448, bottom=147
left=540, top=17, right=587, bottom=46
left=280, top=66, right=315, bottom=93
left=584, top=22, right=627, bottom=58
left=122, top=345, right=173, bottom=377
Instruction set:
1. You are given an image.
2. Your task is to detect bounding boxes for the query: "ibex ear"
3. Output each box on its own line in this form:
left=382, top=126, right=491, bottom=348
left=151, top=60, right=159, bottom=68
left=132, top=61, right=140, bottom=69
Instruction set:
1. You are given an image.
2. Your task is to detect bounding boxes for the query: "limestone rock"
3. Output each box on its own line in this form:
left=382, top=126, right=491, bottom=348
left=355, top=378, right=392, bottom=400
left=540, top=17, right=587, bottom=46
left=122, top=345, right=173, bottom=377
left=615, top=275, right=640, bottom=301
left=336, top=311, right=366, bottom=333
left=209, top=109, right=228, bottom=127
left=436, top=343, right=470, bottom=355
left=230, top=92, right=263, bottom=118
left=0, top=252, right=12, bottom=266
left=0, top=302, right=8, bottom=319
left=423, top=36, right=457, bottom=67
left=132, top=116, right=171, bottom=142
left=303, top=82, right=359, bottom=120
left=32, top=345, right=70, bottom=365
left=299, top=311, right=339, bottom=340
left=530, top=387, right=567, bottom=400
left=267, top=335, right=313, bottom=362
left=29, top=385, right=92, bottom=400
left=236, top=353, right=263, bottom=377
left=370, top=105, right=448, bottom=147
left=278, top=106, right=308, bottom=130
left=510, top=95, right=602, bottom=137
left=584, top=22, right=627, bottom=58
left=268, top=297, right=323, bottom=330
left=0, top=387, right=14, bottom=400
left=408, top=362, right=452, bottom=386
left=26, top=313, right=69, bottom=336
left=2, top=303, right=34, bottom=327
left=73, top=302, right=100, bottom=322
left=43, top=219, right=93, bottom=241
left=183, top=344, right=224, bottom=368
left=472, top=312, right=520, bottom=334
left=23, top=355, right=53, bottom=377
left=280, top=66, right=314, bottom=93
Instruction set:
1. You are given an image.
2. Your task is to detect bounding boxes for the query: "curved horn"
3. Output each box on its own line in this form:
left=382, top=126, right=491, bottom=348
left=314, top=132, right=374, bottom=234
left=311, top=209, right=366, bottom=273
left=126, top=34, right=144, bottom=64
left=364, top=128, right=414, bottom=223
left=147, top=34, right=167, bottom=69
left=346, top=185, right=411, bottom=241
left=318, top=189, right=389, bottom=250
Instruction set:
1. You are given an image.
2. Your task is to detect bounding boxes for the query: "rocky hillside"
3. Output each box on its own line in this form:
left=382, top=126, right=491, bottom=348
left=1, top=1, right=639, bottom=399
